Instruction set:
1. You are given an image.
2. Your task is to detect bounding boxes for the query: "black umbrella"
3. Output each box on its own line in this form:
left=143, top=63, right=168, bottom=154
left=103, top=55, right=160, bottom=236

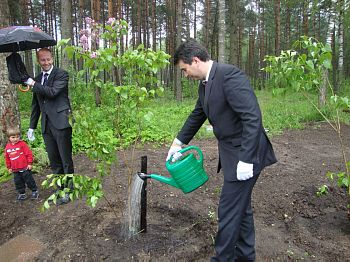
left=0, top=26, right=56, bottom=53
left=0, top=26, right=56, bottom=91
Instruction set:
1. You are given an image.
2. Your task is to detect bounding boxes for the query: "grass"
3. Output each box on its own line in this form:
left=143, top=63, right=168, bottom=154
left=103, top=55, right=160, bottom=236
left=146, top=89, right=324, bottom=140
left=256, top=90, right=323, bottom=135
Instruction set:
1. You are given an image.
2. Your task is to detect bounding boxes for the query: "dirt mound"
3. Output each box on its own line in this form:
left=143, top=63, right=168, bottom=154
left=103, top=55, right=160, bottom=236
left=0, top=122, right=349, bottom=261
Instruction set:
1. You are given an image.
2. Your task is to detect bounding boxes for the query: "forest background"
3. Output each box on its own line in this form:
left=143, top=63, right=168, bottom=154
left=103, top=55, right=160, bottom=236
left=0, top=0, right=349, bottom=206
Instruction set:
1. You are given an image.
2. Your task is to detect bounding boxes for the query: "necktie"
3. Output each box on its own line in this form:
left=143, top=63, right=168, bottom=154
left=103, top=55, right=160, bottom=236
left=43, top=73, right=49, bottom=86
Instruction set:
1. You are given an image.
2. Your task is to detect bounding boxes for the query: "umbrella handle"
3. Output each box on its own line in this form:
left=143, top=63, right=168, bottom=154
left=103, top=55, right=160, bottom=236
left=18, top=85, right=30, bottom=92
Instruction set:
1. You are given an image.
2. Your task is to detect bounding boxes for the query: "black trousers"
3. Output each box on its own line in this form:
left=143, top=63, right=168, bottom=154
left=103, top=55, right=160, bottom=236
left=42, top=119, right=74, bottom=175
left=13, top=170, right=37, bottom=194
left=211, top=173, right=260, bottom=262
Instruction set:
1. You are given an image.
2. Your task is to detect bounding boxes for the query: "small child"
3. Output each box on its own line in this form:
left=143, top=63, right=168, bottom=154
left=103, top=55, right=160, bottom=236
left=4, top=126, right=39, bottom=201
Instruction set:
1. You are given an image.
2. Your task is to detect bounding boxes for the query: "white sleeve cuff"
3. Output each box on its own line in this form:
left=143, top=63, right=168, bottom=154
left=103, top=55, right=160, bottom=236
left=174, top=138, right=184, bottom=146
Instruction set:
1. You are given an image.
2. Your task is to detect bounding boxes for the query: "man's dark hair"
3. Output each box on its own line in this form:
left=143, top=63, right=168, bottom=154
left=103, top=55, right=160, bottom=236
left=174, top=39, right=210, bottom=65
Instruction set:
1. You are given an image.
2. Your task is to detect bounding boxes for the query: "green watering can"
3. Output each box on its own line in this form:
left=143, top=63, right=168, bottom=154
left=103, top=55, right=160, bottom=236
left=138, top=146, right=209, bottom=194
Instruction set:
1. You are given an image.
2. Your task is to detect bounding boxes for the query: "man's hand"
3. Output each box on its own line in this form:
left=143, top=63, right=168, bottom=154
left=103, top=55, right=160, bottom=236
left=27, top=128, right=35, bottom=141
left=27, top=165, right=32, bottom=170
left=24, top=78, right=35, bottom=86
left=166, top=138, right=183, bottom=162
left=237, top=161, right=253, bottom=181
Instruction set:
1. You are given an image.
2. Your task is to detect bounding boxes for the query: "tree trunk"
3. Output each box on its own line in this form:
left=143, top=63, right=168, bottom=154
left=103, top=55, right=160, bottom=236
left=302, top=0, right=309, bottom=37
left=203, top=0, right=211, bottom=48
left=108, top=0, right=113, bottom=18
left=166, top=0, right=175, bottom=87
left=274, top=0, right=281, bottom=55
left=91, top=0, right=101, bottom=106
left=61, top=0, right=72, bottom=70
left=217, top=0, right=225, bottom=63
left=174, top=0, right=182, bottom=101
left=137, top=0, right=142, bottom=45
left=338, top=0, right=344, bottom=84
left=194, top=0, right=197, bottom=39
left=319, top=69, right=328, bottom=107
left=0, top=0, right=21, bottom=147
left=258, top=0, right=266, bottom=88
left=247, top=27, right=256, bottom=78
left=229, top=0, right=239, bottom=65
left=152, top=0, right=156, bottom=51
left=285, top=3, right=291, bottom=48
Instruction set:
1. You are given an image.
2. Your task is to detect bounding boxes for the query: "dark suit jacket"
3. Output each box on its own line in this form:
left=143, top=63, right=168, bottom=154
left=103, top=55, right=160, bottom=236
left=177, top=62, right=277, bottom=181
left=29, top=66, right=72, bottom=133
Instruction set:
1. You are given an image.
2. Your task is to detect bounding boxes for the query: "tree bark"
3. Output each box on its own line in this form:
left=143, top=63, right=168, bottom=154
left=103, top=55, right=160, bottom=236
left=229, top=0, right=239, bottom=65
left=217, top=0, right=226, bottom=63
left=0, top=0, right=21, bottom=147
left=91, top=0, right=101, bottom=106
left=274, top=0, right=281, bottom=55
left=258, top=0, right=266, bottom=88
left=174, top=0, right=182, bottom=101
left=302, top=0, right=309, bottom=37
left=61, top=0, right=73, bottom=70
left=151, top=0, right=157, bottom=51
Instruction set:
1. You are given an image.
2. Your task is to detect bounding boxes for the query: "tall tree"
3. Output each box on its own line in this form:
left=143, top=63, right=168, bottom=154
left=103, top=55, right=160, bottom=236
left=337, top=0, right=344, bottom=79
left=203, top=0, right=211, bottom=48
left=0, top=0, right=21, bottom=147
left=174, top=0, right=182, bottom=101
left=302, top=0, right=309, bottom=36
left=228, top=0, right=239, bottom=65
left=258, top=0, right=266, bottom=87
left=151, top=0, right=157, bottom=51
left=61, top=0, right=73, bottom=70
left=91, top=0, right=102, bottom=106
left=217, top=0, right=226, bottom=63
left=274, top=0, right=281, bottom=55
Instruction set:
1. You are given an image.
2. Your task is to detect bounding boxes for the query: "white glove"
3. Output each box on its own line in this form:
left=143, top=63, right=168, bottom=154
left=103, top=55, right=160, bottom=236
left=24, top=78, right=35, bottom=86
left=166, top=138, right=183, bottom=162
left=27, top=128, right=35, bottom=141
left=237, top=161, right=253, bottom=181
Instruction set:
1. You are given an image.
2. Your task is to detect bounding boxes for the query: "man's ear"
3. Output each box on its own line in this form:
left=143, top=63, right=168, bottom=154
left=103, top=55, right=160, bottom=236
left=193, top=57, right=200, bottom=64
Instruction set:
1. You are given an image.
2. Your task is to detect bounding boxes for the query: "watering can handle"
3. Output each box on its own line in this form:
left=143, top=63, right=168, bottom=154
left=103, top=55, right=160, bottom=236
left=177, top=145, right=203, bottom=163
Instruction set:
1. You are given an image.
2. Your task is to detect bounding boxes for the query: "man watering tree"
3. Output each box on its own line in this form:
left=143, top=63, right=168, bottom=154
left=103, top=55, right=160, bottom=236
left=166, top=39, right=277, bottom=261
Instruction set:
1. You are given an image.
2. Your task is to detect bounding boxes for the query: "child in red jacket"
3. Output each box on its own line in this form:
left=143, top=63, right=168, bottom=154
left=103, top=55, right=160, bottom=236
left=4, top=126, right=38, bottom=201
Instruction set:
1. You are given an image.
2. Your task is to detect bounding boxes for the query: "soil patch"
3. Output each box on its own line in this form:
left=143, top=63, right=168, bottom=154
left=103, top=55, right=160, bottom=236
left=0, top=122, right=349, bottom=261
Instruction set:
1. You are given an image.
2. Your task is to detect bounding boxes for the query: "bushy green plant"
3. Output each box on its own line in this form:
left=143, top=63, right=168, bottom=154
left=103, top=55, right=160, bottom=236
left=41, top=18, right=170, bottom=210
left=264, top=36, right=350, bottom=212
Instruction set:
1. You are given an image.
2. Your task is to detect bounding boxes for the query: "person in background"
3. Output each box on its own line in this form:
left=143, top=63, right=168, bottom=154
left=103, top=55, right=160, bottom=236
left=24, top=48, right=74, bottom=205
left=166, top=39, right=277, bottom=261
left=4, top=126, right=39, bottom=201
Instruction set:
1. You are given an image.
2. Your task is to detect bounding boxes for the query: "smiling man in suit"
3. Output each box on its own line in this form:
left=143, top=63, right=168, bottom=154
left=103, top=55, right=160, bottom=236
left=166, top=39, right=277, bottom=261
left=25, top=48, right=74, bottom=205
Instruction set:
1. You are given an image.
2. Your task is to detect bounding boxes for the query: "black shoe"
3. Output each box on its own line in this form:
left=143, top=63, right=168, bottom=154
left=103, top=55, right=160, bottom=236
left=56, top=193, right=70, bottom=205
left=17, top=193, right=27, bottom=201
left=31, top=190, right=39, bottom=199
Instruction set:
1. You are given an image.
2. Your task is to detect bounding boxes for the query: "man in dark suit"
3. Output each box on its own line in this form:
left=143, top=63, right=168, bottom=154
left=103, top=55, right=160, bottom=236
left=167, top=39, right=277, bottom=261
left=25, top=48, right=74, bottom=205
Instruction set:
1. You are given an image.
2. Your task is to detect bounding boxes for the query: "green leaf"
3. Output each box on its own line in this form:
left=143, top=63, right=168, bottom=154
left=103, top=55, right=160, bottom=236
left=44, top=200, right=50, bottom=209
left=323, top=60, right=332, bottom=69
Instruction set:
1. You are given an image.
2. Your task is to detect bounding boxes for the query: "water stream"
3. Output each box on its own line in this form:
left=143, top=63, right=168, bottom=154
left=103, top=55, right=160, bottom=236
left=124, top=174, right=144, bottom=237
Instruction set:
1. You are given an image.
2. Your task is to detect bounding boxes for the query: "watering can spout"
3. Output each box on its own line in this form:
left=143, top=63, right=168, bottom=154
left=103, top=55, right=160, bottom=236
left=137, top=172, right=179, bottom=188
left=149, top=174, right=179, bottom=188
left=137, top=172, right=151, bottom=180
